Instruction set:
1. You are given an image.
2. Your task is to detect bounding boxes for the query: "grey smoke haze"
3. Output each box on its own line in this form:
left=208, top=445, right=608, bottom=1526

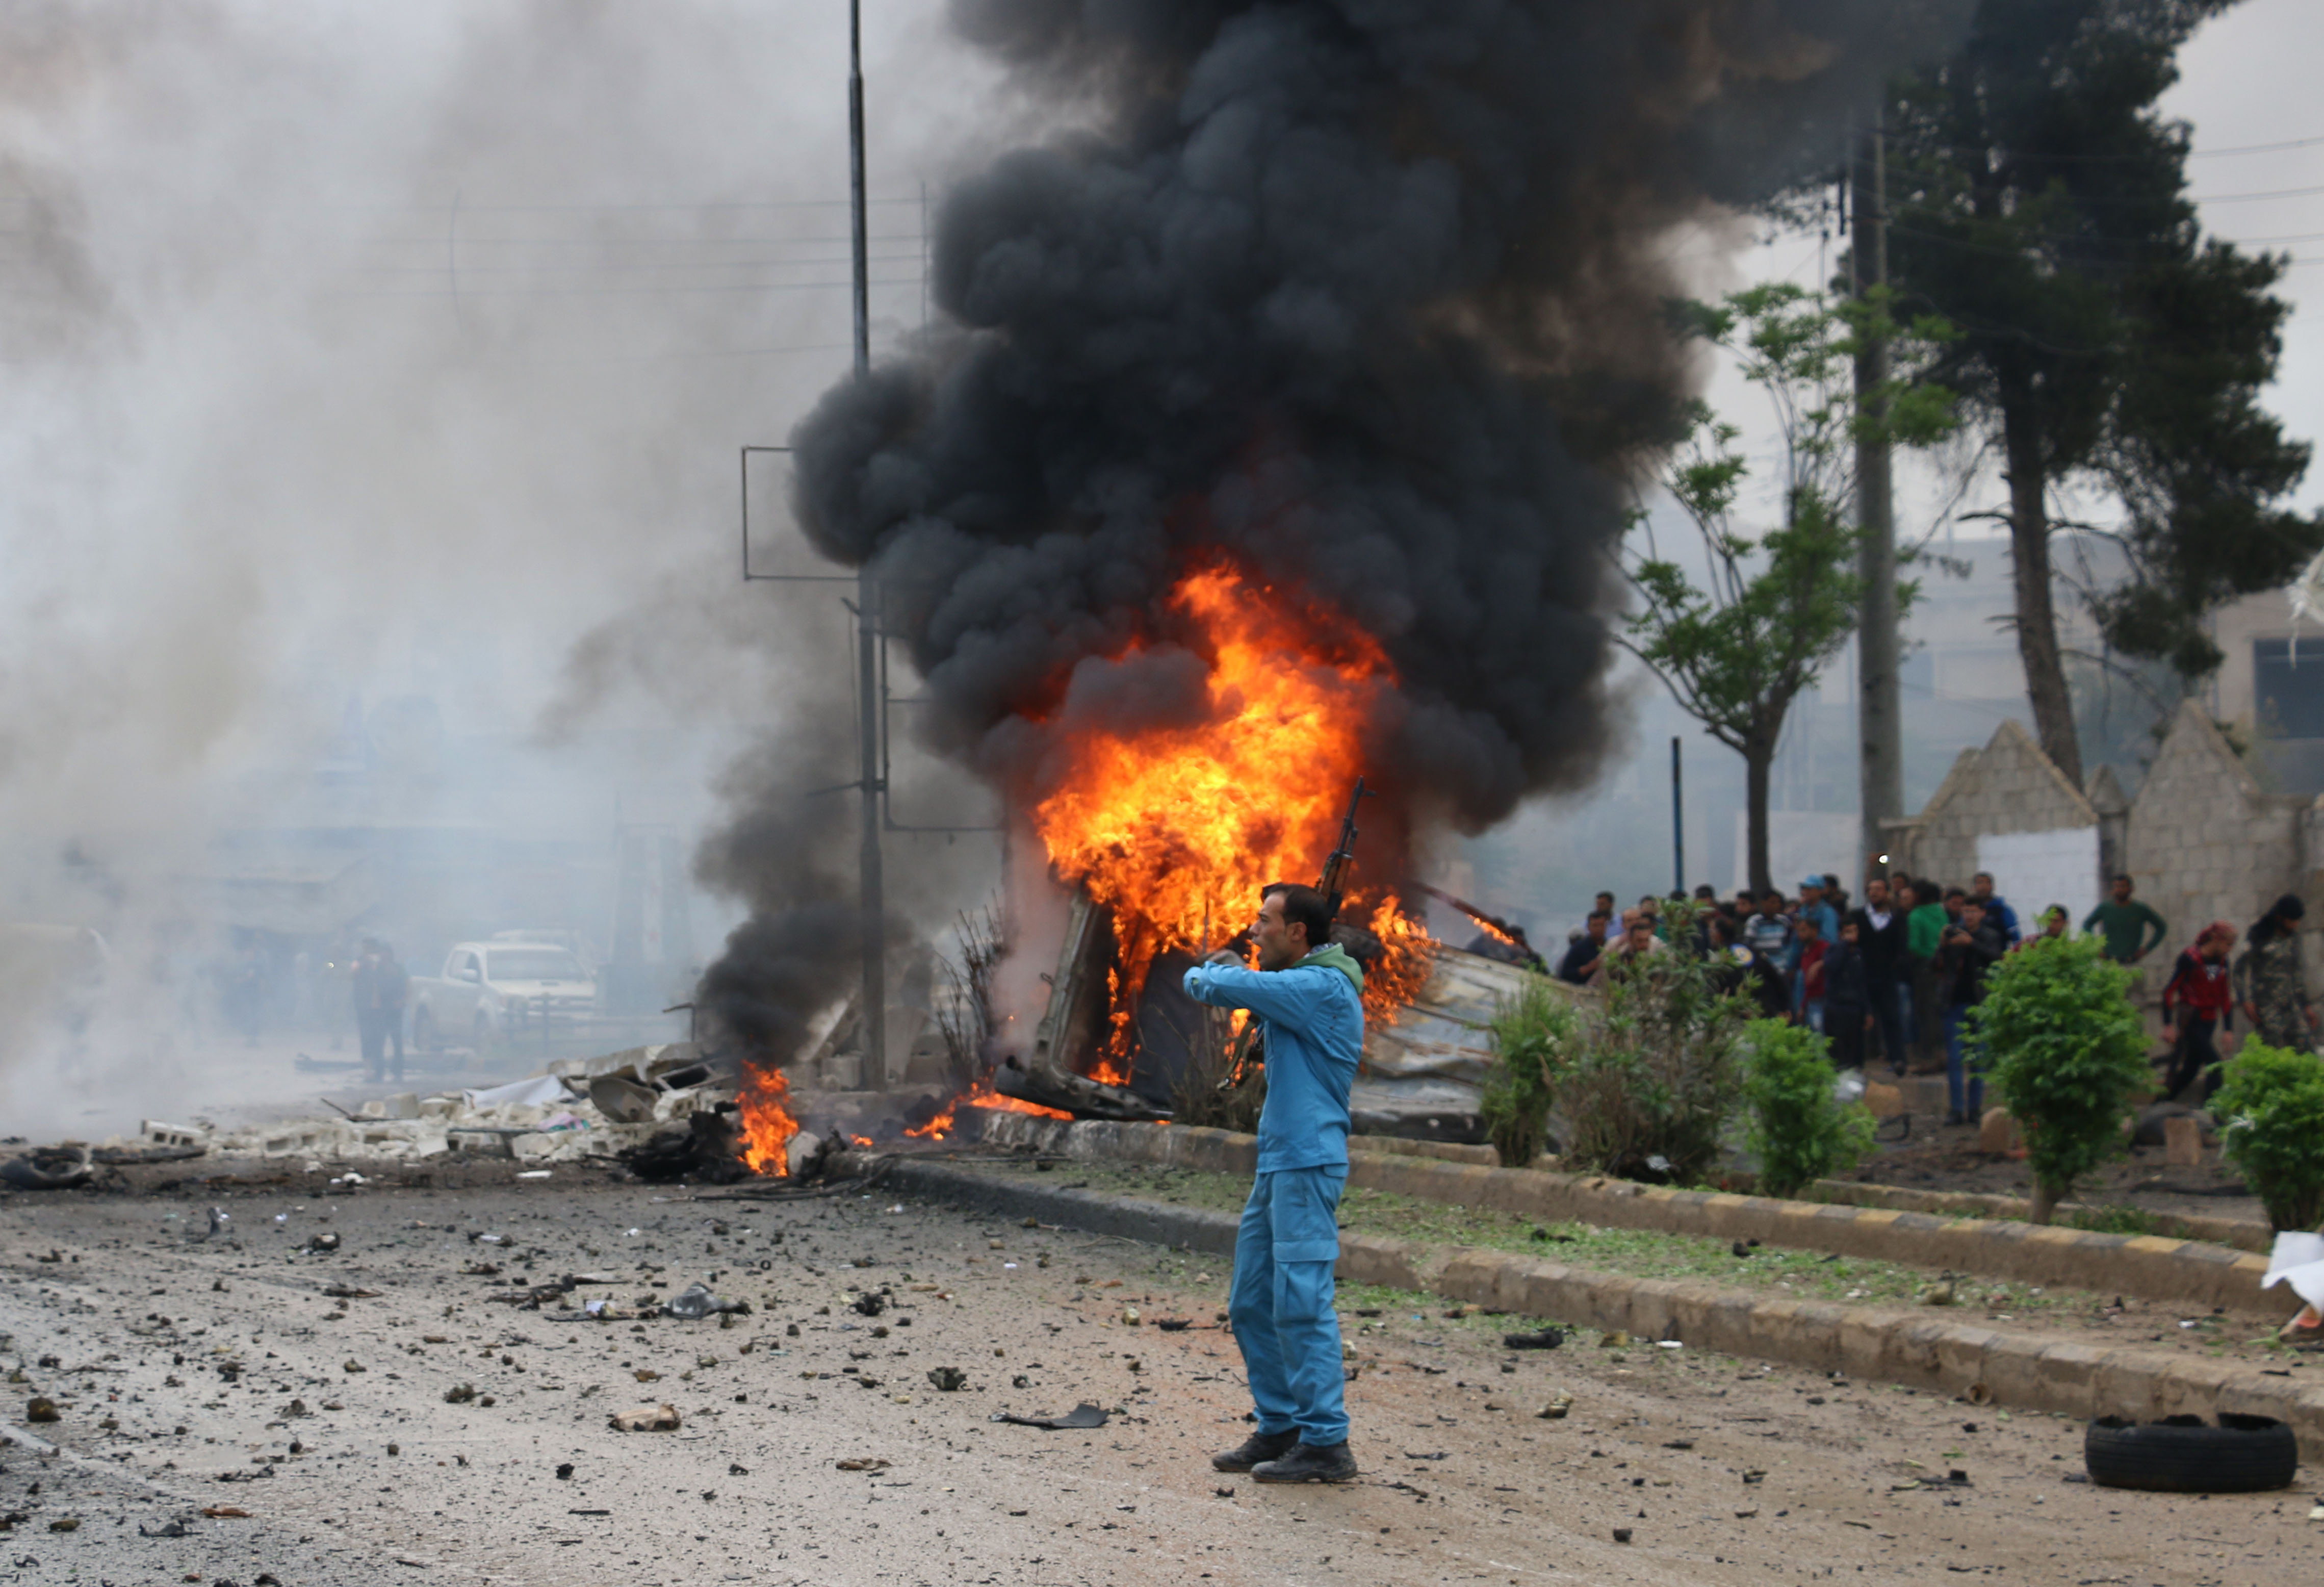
left=787, top=0, right=1974, bottom=858
left=0, top=1, right=1009, bottom=1132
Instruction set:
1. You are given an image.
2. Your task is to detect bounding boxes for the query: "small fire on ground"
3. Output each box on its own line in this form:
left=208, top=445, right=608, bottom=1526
left=905, top=1083, right=1071, bottom=1142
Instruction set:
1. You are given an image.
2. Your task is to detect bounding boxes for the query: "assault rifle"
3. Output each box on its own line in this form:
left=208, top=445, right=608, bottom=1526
left=1316, top=777, right=1376, bottom=925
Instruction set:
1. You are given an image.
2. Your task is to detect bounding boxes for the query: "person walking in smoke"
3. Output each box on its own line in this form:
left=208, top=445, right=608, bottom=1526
left=2236, top=895, right=2318, bottom=1054
left=1184, top=883, right=1366, bottom=1484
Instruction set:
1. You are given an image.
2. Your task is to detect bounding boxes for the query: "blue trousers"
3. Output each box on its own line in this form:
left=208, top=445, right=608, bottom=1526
left=1945, top=1005, right=1985, bottom=1119
left=1229, top=1166, right=1349, bottom=1447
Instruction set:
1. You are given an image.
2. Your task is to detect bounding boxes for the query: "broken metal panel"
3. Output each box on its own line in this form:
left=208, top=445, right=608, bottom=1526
left=1027, top=888, right=1112, bottom=1078
left=1351, top=944, right=1585, bottom=1140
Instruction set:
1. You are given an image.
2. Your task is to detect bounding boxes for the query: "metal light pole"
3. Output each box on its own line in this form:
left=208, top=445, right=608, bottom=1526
left=1853, top=109, right=1902, bottom=885
left=849, top=0, right=887, bottom=1090
left=1671, top=736, right=1685, bottom=897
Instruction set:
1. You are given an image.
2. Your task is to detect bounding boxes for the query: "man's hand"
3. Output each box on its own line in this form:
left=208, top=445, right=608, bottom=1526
left=2244, top=1002, right=2262, bottom=1026
left=1204, top=949, right=1243, bottom=969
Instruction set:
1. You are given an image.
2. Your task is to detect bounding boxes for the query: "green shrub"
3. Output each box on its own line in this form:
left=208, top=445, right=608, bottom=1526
left=1971, top=935, right=2149, bottom=1223
left=1541, top=901, right=1752, bottom=1184
left=1483, top=977, right=1581, bottom=1167
left=2214, top=1039, right=2324, bottom=1232
left=1739, top=1017, right=1876, bottom=1197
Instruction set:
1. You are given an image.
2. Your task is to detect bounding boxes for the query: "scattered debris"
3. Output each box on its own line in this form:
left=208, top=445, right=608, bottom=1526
left=664, top=1283, right=750, bottom=1320
left=1537, top=1394, right=1572, bottom=1420
left=926, top=1367, right=968, bottom=1392
left=993, top=1402, right=1109, bottom=1431
left=1503, top=1328, right=1564, bottom=1350
left=23, top=1397, right=58, bottom=1423
left=835, top=1458, right=890, bottom=1473
left=201, top=1505, right=253, bottom=1519
left=609, top=1403, right=682, bottom=1432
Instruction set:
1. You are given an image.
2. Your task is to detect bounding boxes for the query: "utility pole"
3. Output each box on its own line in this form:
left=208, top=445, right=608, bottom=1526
left=849, top=0, right=887, bottom=1090
left=1852, top=107, right=1902, bottom=886
left=1670, top=736, right=1685, bottom=897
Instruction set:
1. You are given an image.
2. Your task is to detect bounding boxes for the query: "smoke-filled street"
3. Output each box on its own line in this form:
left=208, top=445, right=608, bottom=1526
left=3, top=1163, right=2306, bottom=1586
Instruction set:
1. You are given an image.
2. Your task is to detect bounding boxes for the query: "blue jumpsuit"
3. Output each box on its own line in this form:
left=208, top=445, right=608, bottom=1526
left=1183, top=944, right=1364, bottom=1448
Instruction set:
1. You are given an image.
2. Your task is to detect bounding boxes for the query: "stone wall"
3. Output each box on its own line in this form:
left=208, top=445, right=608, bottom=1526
left=1892, top=719, right=2100, bottom=890
left=2124, top=701, right=2311, bottom=996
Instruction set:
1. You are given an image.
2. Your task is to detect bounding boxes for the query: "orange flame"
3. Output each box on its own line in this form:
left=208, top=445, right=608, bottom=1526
left=905, top=1081, right=1075, bottom=1141
left=738, top=1066, right=801, bottom=1177
left=1028, top=561, right=1425, bottom=1072
left=1360, top=894, right=1436, bottom=1025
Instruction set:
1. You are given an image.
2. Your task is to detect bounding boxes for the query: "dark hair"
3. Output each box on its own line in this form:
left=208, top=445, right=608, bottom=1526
left=2113, top=873, right=2134, bottom=886
left=1944, top=886, right=1966, bottom=902
left=1586, top=909, right=1611, bottom=924
left=1261, top=882, right=1333, bottom=950
left=2252, top=892, right=2307, bottom=946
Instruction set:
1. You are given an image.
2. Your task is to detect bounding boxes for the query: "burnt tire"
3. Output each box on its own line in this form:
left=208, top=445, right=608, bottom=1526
left=2084, top=1414, right=2297, bottom=1493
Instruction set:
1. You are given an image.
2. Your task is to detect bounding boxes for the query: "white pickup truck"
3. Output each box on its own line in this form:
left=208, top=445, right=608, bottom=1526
left=408, top=940, right=598, bottom=1051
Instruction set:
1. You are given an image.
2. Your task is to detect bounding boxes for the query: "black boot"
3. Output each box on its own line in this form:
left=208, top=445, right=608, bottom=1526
left=1212, top=1429, right=1299, bottom=1473
left=1252, top=1441, right=1358, bottom=1484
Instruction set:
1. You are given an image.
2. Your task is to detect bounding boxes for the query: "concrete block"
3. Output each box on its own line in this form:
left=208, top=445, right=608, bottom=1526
left=1887, top=1320, right=1952, bottom=1389
left=2149, top=1358, right=2236, bottom=1420
left=1338, top=1233, right=1422, bottom=1291
left=1863, top=1081, right=1905, bottom=1118
left=1837, top=1309, right=1891, bottom=1381
left=1979, top=1333, right=2061, bottom=1412
left=1976, top=1108, right=2019, bottom=1155
left=2164, top=1115, right=2204, bottom=1167
left=1933, top=1325, right=2003, bottom=1394
left=2034, top=1341, right=2109, bottom=1400
left=2093, top=1352, right=2171, bottom=1423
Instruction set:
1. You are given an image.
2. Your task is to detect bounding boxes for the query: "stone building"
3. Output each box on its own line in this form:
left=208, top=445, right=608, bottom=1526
left=1888, top=700, right=2324, bottom=1004
left=1883, top=719, right=2104, bottom=931
left=2124, top=701, right=2319, bottom=995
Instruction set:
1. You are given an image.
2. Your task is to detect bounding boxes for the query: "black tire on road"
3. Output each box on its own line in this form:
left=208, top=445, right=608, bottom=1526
left=2084, top=1414, right=2297, bottom=1493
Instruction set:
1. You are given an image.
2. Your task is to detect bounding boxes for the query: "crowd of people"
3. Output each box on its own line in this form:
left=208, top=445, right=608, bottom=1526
left=1542, top=870, right=2317, bottom=1127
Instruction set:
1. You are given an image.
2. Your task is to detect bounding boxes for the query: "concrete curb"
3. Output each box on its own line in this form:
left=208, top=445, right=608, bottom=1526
left=873, top=1154, right=2324, bottom=1460
left=975, top=1116, right=2279, bottom=1317
left=1797, top=1179, right=2270, bottom=1254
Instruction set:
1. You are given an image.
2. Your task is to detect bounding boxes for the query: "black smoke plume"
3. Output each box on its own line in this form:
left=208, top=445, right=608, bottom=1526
left=702, top=0, right=1968, bottom=1067
left=788, top=0, right=1968, bottom=830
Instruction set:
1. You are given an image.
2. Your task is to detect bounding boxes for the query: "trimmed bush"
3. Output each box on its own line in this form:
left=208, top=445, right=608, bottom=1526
left=2214, top=1039, right=2324, bottom=1232
left=1740, top=1017, right=1877, bottom=1197
left=1541, top=902, right=1751, bottom=1184
left=1483, top=976, right=1581, bottom=1168
left=1972, top=935, right=2149, bottom=1223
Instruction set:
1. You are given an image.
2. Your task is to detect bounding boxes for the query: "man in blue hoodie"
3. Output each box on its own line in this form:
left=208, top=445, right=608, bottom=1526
left=1183, top=881, right=1365, bottom=1484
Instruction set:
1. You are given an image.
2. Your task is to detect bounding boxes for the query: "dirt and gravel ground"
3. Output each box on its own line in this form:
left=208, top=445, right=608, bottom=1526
left=2, top=1158, right=2313, bottom=1587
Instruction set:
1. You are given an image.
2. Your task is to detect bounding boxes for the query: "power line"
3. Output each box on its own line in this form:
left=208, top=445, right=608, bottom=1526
left=335, top=249, right=928, bottom=276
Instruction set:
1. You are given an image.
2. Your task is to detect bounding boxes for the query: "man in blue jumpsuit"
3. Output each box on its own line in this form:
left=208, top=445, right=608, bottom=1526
left=1183, top=882, right=1365, bottom=1484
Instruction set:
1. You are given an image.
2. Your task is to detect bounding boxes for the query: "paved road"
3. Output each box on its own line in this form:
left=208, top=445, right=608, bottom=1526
left=0, top=1159, right=2308, bottom=1585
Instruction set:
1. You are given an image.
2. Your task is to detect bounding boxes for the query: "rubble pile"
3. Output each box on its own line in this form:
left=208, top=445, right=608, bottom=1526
left=91, top=1042, right=741, bottom=1172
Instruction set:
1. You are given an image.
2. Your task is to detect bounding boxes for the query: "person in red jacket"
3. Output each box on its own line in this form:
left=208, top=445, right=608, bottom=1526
left=2161, top=922, right=2238, bottom=1103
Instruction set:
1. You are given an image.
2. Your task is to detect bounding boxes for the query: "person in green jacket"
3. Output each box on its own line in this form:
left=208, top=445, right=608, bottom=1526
left=2082, top=875, right=2167, bottom=964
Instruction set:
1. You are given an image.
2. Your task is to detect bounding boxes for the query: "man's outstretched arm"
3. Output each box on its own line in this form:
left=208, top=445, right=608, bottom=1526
left=1183, top=962, right=1334, bottom=1034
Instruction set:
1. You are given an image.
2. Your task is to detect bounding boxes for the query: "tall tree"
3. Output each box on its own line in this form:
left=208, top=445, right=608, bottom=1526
left=1883, top=1, right=2322, bottom=785
left=1625, top=285, right=1956, bottom=895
